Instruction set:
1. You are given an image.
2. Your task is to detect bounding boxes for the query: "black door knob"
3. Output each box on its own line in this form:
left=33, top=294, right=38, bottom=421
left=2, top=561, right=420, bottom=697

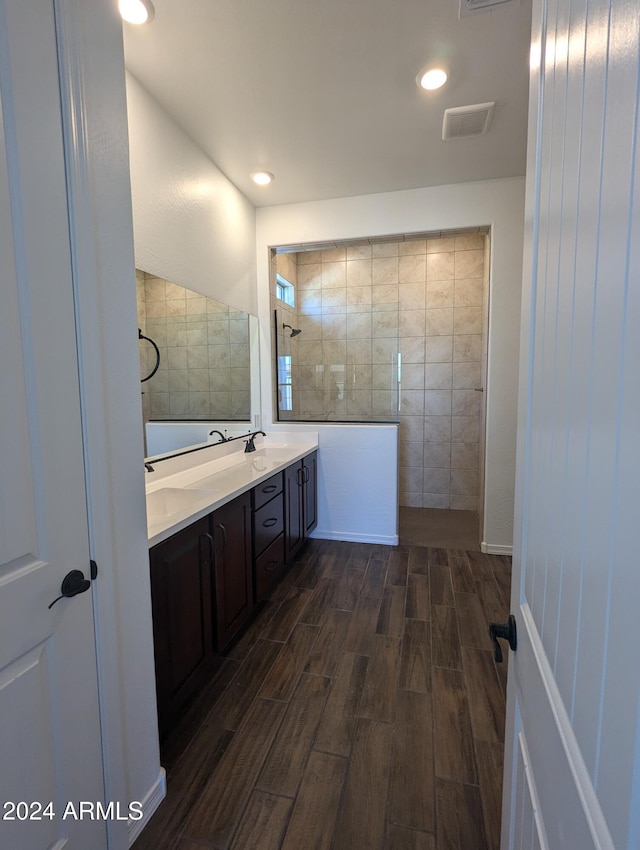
left=489, top=614, right=517, bottom=663
left=48, top=569, right=91, bottom=609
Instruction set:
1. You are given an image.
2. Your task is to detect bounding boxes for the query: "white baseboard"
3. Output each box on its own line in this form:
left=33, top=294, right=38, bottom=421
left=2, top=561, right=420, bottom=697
left=481, top=541, right=513, bottom=556
left=311, top=528, right=399, bottom=546
left=128, top=768, right=166, bottom=846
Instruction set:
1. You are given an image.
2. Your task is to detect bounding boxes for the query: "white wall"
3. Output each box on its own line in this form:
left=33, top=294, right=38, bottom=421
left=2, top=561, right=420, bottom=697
left=125, top=73, right=257, bottom=315
left=257, top=177, right=525, bottom=551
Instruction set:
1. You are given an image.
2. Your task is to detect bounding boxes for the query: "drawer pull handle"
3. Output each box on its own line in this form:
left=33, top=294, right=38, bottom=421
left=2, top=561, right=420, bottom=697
left=263, top=484, right=277, bottom=493
left=215, top=523, right=227, bottom=549
left=265, top=561, right=280, bottom=572
left=262, top=518, right=278, bottom=528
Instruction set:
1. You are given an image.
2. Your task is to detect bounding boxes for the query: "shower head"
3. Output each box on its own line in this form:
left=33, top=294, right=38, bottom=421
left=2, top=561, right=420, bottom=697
left=283, top=323, right=302, bottom=338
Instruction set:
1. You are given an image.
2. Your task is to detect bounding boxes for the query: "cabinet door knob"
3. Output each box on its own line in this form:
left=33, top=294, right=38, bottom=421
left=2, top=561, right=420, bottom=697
left=262, top=518, right=278, bottom=528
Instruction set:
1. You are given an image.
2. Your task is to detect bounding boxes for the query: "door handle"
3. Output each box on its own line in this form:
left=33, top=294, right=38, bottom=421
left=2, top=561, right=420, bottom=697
left=48, top=569, right=91, bottom=609
left=489, top=614, right=517, bottom=663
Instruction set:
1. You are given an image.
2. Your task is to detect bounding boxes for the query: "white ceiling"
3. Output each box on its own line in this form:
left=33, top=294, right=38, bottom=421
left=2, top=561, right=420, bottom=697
left=122, top=0, right=532, bottom=208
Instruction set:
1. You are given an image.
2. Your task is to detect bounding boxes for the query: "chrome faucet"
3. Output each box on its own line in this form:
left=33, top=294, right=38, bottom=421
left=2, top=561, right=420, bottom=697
left=243, top=431, right=266, bottom=453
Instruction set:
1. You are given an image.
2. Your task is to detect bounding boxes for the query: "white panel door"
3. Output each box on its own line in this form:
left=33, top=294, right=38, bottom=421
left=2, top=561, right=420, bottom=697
left=502, top=0, right=640, bottom=847
left=0, top=1, right=106, bottom=848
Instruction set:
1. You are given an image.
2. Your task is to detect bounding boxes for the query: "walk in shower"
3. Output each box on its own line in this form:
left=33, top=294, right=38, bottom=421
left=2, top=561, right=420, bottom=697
left=271, top=229, right=490, bottom=513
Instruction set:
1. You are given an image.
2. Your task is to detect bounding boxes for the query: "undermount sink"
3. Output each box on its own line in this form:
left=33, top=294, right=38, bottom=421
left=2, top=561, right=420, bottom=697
left=146, top=487, right=218, bottom=519
left=249, top=448, right=294, bottom=460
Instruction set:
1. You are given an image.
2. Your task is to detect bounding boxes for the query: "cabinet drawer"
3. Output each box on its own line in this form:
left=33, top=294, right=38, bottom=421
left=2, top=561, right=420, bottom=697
left=252, top=471, right=284, bottom=510
left=253, top=493, right=284, bottom=556
left=254, top=533, right=285, bottom=600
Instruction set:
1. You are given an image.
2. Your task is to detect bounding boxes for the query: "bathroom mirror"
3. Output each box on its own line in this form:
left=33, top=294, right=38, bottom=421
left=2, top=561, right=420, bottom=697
left=136, top=270, right=260, bottom=458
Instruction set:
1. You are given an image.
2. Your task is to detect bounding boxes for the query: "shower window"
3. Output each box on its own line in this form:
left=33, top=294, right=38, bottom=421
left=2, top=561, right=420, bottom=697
left=276, top=273, right=295, bottom=307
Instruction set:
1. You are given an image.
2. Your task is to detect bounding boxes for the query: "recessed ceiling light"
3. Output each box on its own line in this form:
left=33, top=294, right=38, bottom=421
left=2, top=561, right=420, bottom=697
left=251, top=171, right=274, bottom=186
left=418, top=68, right=448, bottom=91
left=119, top=0, right=155, bottom=25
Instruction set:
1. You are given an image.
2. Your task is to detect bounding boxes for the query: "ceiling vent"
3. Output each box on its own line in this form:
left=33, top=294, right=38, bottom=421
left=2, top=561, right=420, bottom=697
left=459, top=0, right=519, bottom=17
left=442, top=102, right=496, bottom=140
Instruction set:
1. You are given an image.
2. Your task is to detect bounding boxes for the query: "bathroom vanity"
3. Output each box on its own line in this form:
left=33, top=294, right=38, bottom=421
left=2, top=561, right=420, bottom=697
left=145, top=436, right=318, bottom=736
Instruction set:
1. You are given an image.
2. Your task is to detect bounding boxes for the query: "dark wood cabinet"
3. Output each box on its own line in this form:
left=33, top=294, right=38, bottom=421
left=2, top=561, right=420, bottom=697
left=149, top=516, right=215, bottom=738
left=303, top=451, right=318, bottom=536
left=149, top=452, right=318, bottom=737
left=252, top=471, right=286, bottom=599
left=212, top=490, right=253, bottom=650
left=284, top=461, right=305, bottom=561
left=285, top=451, right=318, bottom=561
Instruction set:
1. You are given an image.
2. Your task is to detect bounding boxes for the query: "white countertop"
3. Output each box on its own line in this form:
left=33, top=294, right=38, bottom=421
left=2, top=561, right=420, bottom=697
left=145, top=434, right=318, bottom=547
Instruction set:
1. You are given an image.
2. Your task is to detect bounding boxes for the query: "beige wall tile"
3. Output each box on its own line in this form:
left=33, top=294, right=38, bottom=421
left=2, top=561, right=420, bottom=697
left=401, top=336, right=426, bottom=363
left=425, top=308, right=454, bottom=336
left=372, top=390, right=395, bottom=417
left=423, top=493, right=449, bottom=509
left=372, top=312, right=398, bottom=337
left=372, top=257, right=399, bottom=285
left=187, top=345, right=208, bottom=369
left=401, top=363, right=425, bottom=390
left=454, top=234, right=485, bottom=251
left=168, top=391, right=189, bottom=415
left=347, top=313, right=372, bottom=339
left=424, top=415, right=452, bottom=442
left=347, top=285, right=372, bottom=308
left=207, top=321, right=229, bottom=345
left=372, top=338, right=396, bottom=363
left=399, top=281, right=426, bottom=310
left=299, top=315, right=322, bottom=340
left=450, top=494, right=477, bottom=510
left=347, top=339, right=372, bottom=364
left=167, top=347, right=188, bottom=370
left=425, top=363, right=453, bottom=389
left=451, top=468, right=479, bottom=496
left=299, top=290, right=322, bottom=315
left=400, top=310, right=426, bottom=337
left=427, top=252, right=455, bottom=280
left=453, top=362, right=482, bottom=389
left=208, top=345, right=230, bottom=369
left=210, top=369, right=231, bottom=391
left=400, top=492, right=424, bottom=508
left=323, top=340, right=347, bottom=364
left=297, top=249, right=323, bottom=264
left=322, top=288, right=347, bottom=310
left=424, top=441, right=451, bottom=467
left=454, top=249, right=484, bottom=279
left=347, top=259, right=372, bottom=286
left=297, top=264, right=322, bottom=290
left=399, top=415, right=424, bottom=442
left=451, top=442, right=479, bottom=469
left=454, top=306, right=483, bottom=335
left=322, top=314, right=347, bottom=339
left=452, top=415, right=480, bottom=443
left=146, top=300, right=167, bottom=319
left=399, top=254, right=426, bottom=283
left=186, top=296, right=207, bottom=316
left=423, top=467, right=450, bottom=493
left=427, top=280, right=455, bottom=308
left=347, top=391, right=372, bottom=416
left=400, top=389, right=424, bottom=415
left=322, top=262, right=347, bottom=288
left=372, top=363, right=394, bottom=389
left=425, top=335, right=453, bottom=363
left=400, top=466, right=423, bottom=492
left=187, top=325, right=207, bottom=346
left=399, top=238, right=427, bottom=255
left=321, top=247, right=347, bottom=262
left=453, top=334, right=482, bottom=361
left=298, top=340, right=323, bottom=364
left=452, top=389, right=481, bottom=416
left=454, top=278, right=483, bottom=307
left=372, top=283, right=399, bottom=308
left=150, top=392, right=169, bottom=416
left=427, top=236, right=455, bottom=253
left=347, top=244, right=372, bottom=260
left=399, top=441, right=424, bottom=467
left=168, top=369, right=189, bottom=392
left=189, top=392, right=211, bottom=415
left=372, top=241, right=399, bottom=258
left=425, top=389, right=452, bottom=415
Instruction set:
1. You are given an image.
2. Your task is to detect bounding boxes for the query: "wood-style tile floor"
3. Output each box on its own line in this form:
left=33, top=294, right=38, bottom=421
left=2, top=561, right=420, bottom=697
left=133, top=539, right=511, bottom=850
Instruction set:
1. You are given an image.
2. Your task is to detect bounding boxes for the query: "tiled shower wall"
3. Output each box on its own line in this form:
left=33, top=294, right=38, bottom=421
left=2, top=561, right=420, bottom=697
left=136, top=272, right=250, bottom=421
left=271, top=231, right=488, bottom=510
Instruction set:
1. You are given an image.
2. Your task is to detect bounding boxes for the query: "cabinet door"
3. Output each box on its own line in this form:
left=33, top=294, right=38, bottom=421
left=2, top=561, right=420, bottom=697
left=284, top=460, right=304, bottom=562
left=303, top=451, right=318, bottom=535
left=213, top=491, right=253, bottom=650
left=149, top=517, right=214, bottom=737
